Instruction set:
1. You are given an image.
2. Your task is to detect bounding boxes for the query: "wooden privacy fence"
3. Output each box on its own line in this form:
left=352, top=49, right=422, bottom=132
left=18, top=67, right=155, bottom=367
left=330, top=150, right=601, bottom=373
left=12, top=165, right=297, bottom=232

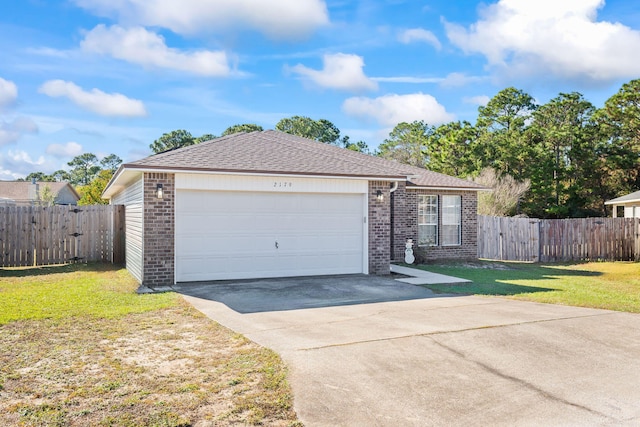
left=0, top=205, right=124, bottom=267
left=478, top=215, right=640, bottom=262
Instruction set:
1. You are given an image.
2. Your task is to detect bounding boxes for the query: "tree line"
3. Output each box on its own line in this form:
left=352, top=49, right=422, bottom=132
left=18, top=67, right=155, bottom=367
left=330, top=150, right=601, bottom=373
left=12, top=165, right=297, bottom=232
left=378, top=80, right=640, bottom=218
left=149, top=118, right=370, bottom=154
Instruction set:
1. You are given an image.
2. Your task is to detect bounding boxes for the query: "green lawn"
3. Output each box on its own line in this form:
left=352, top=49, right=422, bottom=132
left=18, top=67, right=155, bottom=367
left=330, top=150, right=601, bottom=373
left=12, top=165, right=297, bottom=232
left=415, top=261, right=640, bottom=313
left=0, top=263, right=177, bottom=325
left=0, top=264, right=299, bottom=426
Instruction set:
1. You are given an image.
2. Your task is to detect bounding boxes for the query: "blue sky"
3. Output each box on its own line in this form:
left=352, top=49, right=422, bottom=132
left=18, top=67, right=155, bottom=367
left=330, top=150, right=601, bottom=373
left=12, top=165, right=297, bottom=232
left=1, top=0, right=640, bottom=180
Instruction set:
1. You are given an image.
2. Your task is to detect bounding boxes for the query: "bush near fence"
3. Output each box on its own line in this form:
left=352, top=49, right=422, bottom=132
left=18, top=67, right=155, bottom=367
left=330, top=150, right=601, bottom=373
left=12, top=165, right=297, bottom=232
left=478, top=215, right=640, bottom=262
left=0, top=205, right=124, bottom=267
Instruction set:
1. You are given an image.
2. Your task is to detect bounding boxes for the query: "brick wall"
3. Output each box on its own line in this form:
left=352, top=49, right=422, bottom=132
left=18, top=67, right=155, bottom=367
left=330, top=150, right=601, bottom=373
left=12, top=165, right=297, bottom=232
left=391, top=188, right=478, bottom=262
left=142, top=172, right=175, bottom=287
left=368, top=181, right=391, bottom=275
left=391, top=182, right=416, bottom=261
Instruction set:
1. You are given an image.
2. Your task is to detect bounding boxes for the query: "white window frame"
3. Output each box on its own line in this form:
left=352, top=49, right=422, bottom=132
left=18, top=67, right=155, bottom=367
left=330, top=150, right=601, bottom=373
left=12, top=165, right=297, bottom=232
left=441, top=195, right=462, bottom=246
left=418, top=195, right=438, bottom=246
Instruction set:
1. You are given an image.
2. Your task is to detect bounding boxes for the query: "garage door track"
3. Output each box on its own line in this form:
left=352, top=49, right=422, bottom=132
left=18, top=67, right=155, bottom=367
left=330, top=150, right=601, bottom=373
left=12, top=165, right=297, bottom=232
left=177, top=275, right=640, bottom=426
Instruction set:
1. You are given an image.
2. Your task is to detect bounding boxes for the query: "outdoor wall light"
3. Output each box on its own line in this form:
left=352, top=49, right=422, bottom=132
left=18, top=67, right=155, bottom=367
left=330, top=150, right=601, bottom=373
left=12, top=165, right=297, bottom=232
left=376, top=189, right=384, bottom=202
left=156, top=183, right=163, bottom=199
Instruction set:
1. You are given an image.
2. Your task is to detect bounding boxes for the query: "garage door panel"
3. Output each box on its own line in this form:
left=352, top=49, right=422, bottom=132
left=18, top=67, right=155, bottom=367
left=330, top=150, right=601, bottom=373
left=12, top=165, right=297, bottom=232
left=176, top=190, right=365, bottom=282
left=277, top=253, right=362, bottom=275
left=290, top=234, right=360, bottom=251
left=177, top=234, right=273, bottom=255
left=178, top=254, right=283, bottom=282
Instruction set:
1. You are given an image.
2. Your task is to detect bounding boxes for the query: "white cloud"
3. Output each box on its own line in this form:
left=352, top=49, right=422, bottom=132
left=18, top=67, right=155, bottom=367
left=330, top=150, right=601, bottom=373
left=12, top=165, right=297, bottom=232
left=46, top=142, right=84, bottom=158
left=342, top=93, right=455, bottom=127
left=73, top=0, right=329, bottom=40
left=0, top=117, right=38, bottom=146
left=0, top=167, right=22, bottom=181
left=5, top=150, right=45, bottom=167
left=0, top=77, right=18, bottom=111
left=81, top=25, right=232, bottom=77
left=289, top=53, right=378, bottom=92
left=444, top=0, right=640, bottom=82
left=463, top=95, right=491, bottom=106
left=26, top=47, right=71, bottom=58
left=39, top=79, right=147, bottom=117
left=372, top=73, right=486, bottom=87
left=0, top=150, right=52, bottom=179
left=372, top=76, right=443, bottom=84
left=398, top=28, right=442, bottom=50
left=440, top=72, right=486, bottom=88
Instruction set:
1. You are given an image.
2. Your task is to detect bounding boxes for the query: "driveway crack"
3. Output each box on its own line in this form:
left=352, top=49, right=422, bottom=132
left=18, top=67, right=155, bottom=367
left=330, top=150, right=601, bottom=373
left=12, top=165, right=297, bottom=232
left=428, top=337, right=616, bottom=421
left=297, top=312, right=617, bottom=351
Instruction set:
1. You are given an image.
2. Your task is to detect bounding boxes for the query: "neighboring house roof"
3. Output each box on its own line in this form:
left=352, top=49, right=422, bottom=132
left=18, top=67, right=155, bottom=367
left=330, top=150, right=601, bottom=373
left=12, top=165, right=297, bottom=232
left=398, top=164, right=485, bottom=190
left=0, top=197, right=16, bottom=206
left=605, top=190, right=640, bottom=205
left=0, top=181, right=80, bottom=204
left=104, top=130, right=486, bottom=197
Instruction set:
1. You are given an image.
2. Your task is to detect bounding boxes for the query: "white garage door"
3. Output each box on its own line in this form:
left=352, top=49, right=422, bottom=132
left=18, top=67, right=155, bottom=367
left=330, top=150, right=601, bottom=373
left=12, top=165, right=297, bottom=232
left=175, top=190, right=365, bottom=282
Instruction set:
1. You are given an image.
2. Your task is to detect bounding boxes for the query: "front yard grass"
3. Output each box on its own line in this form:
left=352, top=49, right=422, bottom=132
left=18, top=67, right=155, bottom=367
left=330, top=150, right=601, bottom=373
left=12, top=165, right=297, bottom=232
left=0, top=263, right=299, bottom=426
left=416, top=261, right=640, bottom=313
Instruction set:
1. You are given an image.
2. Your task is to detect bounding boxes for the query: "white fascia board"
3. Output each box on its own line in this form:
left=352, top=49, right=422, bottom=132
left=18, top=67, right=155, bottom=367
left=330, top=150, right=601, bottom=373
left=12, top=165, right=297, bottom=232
left=102, top=168, right=143, bottom=199
left=604, top=199, right=640, bottom=205
left=112, top=167, right=408, bottom=182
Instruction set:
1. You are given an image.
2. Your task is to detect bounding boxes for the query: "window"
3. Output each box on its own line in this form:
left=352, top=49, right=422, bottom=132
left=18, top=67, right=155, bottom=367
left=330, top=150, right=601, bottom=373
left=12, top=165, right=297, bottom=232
left=418, top=195, right=438, bottom=246
left=441, top=195, right=461, bottom=246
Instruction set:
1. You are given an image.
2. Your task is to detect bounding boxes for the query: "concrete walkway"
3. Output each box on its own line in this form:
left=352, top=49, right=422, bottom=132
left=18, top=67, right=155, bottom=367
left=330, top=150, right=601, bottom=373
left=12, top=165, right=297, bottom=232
left=177, top=276, right=640, bottom=426
left=390, top=263, right=471, bottom=285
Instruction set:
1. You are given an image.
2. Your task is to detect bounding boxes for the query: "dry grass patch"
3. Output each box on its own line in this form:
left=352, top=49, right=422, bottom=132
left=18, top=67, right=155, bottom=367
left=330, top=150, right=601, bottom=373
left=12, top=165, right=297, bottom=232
left=0, top=265, right=299, bottom=426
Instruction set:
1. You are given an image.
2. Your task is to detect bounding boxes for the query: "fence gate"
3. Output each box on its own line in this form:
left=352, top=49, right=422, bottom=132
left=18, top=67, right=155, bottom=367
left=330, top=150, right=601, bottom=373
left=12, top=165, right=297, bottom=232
left=0, top=205, right=124, bottom=268
left=477, top=215, right=541, bottom=262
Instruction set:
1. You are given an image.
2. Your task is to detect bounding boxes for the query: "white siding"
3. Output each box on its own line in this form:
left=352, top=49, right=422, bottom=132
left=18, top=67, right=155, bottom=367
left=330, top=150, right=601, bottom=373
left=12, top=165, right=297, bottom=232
left=175, top=173, right=368, bottom=194
left=112, top=175, right=144, bottom=283
left=624, top=205, right=640, bottom=218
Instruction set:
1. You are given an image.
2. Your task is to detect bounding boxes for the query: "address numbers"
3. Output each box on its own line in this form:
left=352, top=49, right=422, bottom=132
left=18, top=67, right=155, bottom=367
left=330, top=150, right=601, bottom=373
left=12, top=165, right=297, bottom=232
left=273, top=182, right=293, bottom=188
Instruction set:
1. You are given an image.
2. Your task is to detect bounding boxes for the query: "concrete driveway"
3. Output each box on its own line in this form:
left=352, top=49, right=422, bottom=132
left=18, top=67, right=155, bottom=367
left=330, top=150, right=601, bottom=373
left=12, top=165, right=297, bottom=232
left=175, top=275, right=640, bottom=426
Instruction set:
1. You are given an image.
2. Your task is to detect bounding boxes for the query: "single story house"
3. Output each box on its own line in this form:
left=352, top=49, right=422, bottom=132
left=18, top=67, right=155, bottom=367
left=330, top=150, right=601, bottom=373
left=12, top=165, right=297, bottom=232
left=605, top=190, right=640, bottom=218
left=103, top=130, right=486, bottom=287
left=0, top=180, right=80, bottom=206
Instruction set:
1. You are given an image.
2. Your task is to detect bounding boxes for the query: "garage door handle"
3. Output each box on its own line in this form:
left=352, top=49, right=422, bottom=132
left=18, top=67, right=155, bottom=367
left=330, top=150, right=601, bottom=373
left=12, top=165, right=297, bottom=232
left=275, top=241, right=279, bottom=249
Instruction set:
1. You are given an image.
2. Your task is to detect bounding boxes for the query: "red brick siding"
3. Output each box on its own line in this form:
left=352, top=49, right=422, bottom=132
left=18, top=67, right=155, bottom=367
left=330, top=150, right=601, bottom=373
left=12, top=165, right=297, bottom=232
left=391, top=184, right=419, bottom=261
left=391, top=188, right=478, bottom=261
left=368, top=181, right=391, bottom=275
left=142, top=172, right=175, bottom=286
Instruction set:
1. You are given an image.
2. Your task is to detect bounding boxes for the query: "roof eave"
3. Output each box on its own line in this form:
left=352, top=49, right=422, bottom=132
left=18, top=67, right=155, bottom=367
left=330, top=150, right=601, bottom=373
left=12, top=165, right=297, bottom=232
left=102, top=166, right=141, bottom=200
left=605, top=199, right=640, bottom=205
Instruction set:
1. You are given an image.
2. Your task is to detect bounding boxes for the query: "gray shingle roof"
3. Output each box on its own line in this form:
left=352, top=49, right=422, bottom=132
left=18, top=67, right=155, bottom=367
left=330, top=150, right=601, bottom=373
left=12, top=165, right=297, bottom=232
left=123, top=130, right=485, bottom=190
left=605, top=190, right=640, bottom=204
left=0, top=181, right=79, bottom=202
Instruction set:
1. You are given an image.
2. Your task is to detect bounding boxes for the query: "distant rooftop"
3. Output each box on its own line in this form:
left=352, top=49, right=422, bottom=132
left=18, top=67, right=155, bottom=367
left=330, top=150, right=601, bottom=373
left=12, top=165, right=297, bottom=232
left=605, top=190, right=640, bottom=205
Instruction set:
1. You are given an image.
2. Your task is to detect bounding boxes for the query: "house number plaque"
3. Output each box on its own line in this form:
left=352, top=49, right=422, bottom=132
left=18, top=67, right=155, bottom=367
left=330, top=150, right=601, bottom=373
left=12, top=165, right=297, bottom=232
left=273, top=182, right=293, bottom=188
